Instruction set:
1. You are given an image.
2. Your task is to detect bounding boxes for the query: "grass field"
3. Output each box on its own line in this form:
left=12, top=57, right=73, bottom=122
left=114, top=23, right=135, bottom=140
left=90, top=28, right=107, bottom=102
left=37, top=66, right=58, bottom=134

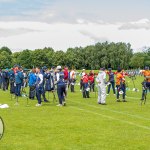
left=0, top=75, right=150, bottom=150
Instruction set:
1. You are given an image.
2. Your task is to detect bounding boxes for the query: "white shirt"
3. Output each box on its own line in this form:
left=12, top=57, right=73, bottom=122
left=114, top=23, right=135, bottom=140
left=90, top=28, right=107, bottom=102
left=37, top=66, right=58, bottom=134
left=96, top=71, right=106, bottom=86
left=70, top=70, right=75, bottom=79
left=37, top=73, right=43, bottom=85
left=56, top=72, right=60, bottom=81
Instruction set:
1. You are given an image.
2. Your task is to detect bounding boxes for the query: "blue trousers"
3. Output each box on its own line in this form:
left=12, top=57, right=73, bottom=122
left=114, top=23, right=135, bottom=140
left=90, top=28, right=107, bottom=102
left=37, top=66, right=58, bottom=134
left=15, top=83, right=22, bottom=96
left=141, top=82, right=150, bottom=99
left=82, top=83, right=89, bottom=98
left=36, top=86, right=43, bottom=104
left=57, top=84, right=66, bottom=104
left=107, top=81, right=116, bottom=94
left=116, top=84, right=126, bottom=99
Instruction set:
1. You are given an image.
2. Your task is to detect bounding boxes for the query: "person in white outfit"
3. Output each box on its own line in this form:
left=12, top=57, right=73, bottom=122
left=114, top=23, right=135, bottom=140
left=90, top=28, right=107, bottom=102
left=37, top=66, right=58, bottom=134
left=96, top=68, right=107, bottom=105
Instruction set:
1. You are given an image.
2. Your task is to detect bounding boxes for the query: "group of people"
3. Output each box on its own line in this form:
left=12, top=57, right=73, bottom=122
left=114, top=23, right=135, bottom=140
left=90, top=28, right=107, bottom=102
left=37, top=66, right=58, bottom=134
left=78, top=68, right=127, bottom=105
left=0, top=65, right=77, bottom=107
left=78, top=67, right=150, bottom=105
left=0, top=65, right=150, bottom=106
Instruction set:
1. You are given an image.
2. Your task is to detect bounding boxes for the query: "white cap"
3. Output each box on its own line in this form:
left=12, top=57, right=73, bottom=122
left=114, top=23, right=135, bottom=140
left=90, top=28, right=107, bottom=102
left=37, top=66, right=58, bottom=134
left=56, top=66, right=62, bottom=70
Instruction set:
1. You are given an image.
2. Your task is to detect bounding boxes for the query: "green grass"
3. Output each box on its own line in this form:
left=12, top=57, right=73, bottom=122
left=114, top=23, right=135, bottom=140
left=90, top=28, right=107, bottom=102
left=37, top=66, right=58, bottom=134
left=0, top=76, right=150, bottom=150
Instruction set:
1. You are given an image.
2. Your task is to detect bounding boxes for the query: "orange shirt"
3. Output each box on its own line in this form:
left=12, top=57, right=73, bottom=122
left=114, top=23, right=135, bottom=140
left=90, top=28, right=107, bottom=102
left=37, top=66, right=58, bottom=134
left=116, top=72, right=124, bottom=85
left=142, top=70, right=150, bottom=82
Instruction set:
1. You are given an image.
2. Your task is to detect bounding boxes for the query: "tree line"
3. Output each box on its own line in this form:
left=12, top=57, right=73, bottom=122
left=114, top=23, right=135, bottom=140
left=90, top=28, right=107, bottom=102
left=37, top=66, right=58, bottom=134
left=0, top=42, right=150, bottom=70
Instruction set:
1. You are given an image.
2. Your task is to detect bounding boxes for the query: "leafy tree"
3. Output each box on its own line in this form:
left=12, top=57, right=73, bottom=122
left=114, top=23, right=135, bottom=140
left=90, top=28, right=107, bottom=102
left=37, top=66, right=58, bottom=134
left=130, top=53, right=145, bottom=68
left=0, top=51, right=12, bottom=68
left=0, top=46, right=12, bottom=55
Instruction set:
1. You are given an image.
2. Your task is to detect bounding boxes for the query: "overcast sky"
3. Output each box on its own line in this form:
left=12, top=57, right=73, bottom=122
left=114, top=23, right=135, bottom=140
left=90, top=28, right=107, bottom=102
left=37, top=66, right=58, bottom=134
left=0, top=0, right=150, bottom=52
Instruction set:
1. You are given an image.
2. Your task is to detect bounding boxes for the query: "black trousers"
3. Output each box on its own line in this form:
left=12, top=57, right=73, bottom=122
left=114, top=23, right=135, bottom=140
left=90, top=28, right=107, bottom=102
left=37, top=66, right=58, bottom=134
left=29, top=85, right=36, bottom=99
left=70, top=79, right=75, bottom=92
left=10, top=82, right=15, bottom=94
left=57, top=84, right=66, bottom=104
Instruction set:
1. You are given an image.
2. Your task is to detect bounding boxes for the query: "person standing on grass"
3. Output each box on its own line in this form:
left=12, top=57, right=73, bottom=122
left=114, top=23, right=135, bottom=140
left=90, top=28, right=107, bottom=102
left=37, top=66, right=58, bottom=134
left=116, top=68, right=127, bottom=102
left=2, top=69, right=8, bottom=91
left=82, top=72, right=90, bottom=98
left=45, top=69, right=55, bottom=93
left=41, top=66, right=49, bottom=102
left=80, top=69, right=86, bottom=91
left=141, top=66, right=150, bottom=100
left=55, top=66, right=66, bottom=107
left=121, top=69, right=128, bottom=96
left=70, top=69, right=76, bottom=92
left=96, top=68, right=107, bottom=105
left=106, top=68, right=116, bottom=95
left=9, top=68, right=15, bottom=94
left=15, top=66, right=24, bottom=97
left=35, top=67, right=44, bottom=107
left=28, top=68, right=37, bottom=100
left=89, top=70, right=95, bottom=92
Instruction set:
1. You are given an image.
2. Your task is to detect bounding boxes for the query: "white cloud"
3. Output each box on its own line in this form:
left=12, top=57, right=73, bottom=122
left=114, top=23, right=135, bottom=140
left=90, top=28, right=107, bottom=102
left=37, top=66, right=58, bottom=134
left=119, top=18, right=150, bottom=30
left=79, top=30, right=109, bottom=43
left=0, top=19, right=150, bottom=52
left=0, top=28, right=40, bottom=37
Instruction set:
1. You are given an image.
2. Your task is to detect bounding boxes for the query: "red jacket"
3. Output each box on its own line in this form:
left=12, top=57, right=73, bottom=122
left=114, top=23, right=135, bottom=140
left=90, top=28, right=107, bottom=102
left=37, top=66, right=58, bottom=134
left=64, top=68, right=68, bottom=80
left=88, top=74, right=94, bottom=83
left=82, top=74, right=89, bottom=83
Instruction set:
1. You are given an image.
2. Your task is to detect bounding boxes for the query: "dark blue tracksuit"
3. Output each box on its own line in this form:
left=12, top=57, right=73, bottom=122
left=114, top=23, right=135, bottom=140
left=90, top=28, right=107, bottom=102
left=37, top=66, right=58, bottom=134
left=9, top=70, right=15, bottom=94
left=36, top=73, right=44, bottom=104
left=15, top=71, right=24, bottom=96
left=107, top=72, right=116, bottom=94
left=2, top=71, right=9, bottom=91
left=57, top=72, right=66, bottom=105
left=41, top=70, right=48, bottom=101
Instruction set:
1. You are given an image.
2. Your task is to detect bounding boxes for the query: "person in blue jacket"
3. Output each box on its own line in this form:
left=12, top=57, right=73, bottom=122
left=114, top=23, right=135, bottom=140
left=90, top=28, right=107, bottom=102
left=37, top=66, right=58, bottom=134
left=28, top=68, right=37, bottom=100
left=15, top=66, right=24, bottom=96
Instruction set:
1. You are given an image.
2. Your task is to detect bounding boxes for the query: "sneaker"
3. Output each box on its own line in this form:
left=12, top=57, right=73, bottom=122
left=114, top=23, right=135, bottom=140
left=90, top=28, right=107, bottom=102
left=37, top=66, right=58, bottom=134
left=122, top=99, right=127, bottom=102
left=44, top=99, right=49, bottom=103
left=116, top=99, right=121, bottom=102
left=56, top=104, right=63, bottom=107
left=106, top=94, right=109, bottom=96
left=36, top=103, right=42, bottom=107
left=101, top=103, right=107, bottom=105
left=114, top=94, right=116, bottom=96
left=98, top=102, right=101, bottom=104
left=80, top=90, right=82, bottom=92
